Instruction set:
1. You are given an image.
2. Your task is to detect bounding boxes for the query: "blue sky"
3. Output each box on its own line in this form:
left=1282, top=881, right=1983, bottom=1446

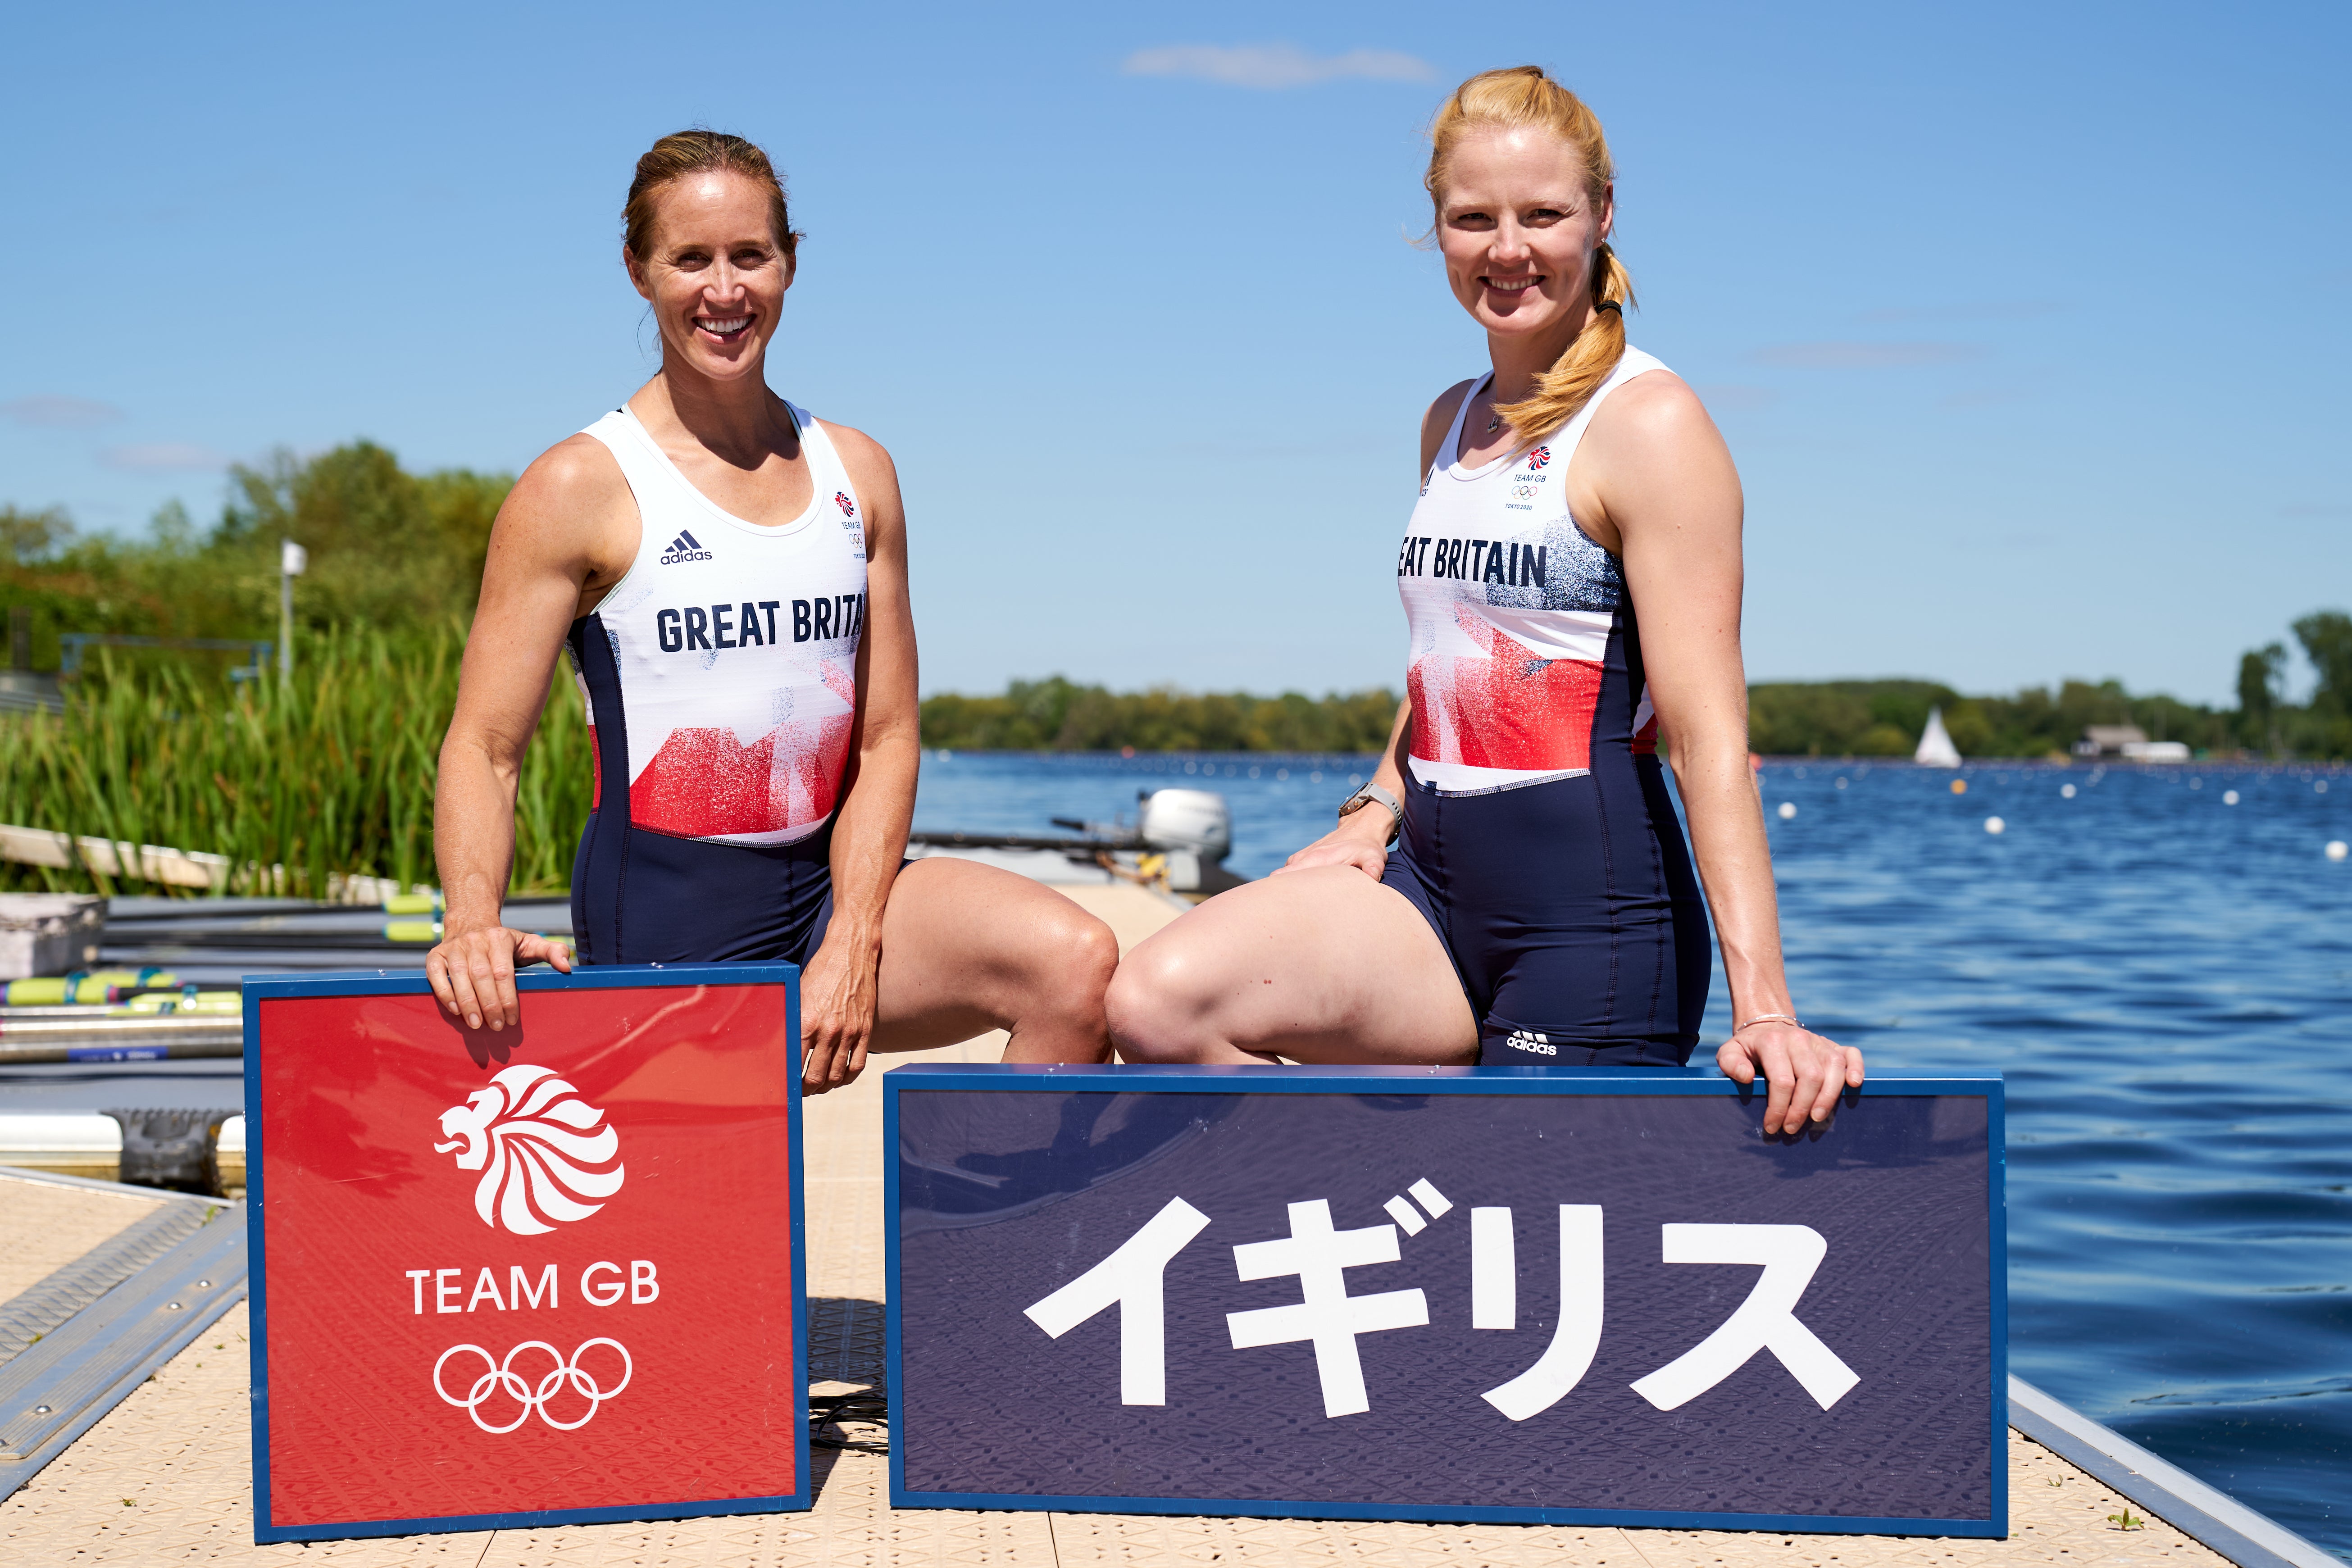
left=4, top=0, right=2345, bottom=704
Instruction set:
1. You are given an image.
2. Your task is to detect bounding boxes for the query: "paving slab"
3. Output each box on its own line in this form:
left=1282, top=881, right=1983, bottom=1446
left=0, top=886, right=2247, bottom=1564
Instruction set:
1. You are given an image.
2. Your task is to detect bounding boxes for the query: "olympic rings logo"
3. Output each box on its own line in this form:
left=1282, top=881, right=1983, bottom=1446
left=433, top=1339, right=632, bottom=1433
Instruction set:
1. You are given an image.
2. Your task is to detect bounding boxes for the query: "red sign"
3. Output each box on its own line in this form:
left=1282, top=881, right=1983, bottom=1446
left=246, top=967, right=806, bottom=1542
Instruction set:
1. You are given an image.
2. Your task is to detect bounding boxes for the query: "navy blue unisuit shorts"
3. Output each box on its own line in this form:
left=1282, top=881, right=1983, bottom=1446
left=569, top=817, right=845, bottom=967
left=1379, top=759, right=1711, bottom=1066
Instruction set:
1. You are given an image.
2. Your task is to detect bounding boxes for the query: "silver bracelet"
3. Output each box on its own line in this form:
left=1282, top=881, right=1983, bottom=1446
left=1733, top=1012, right=1802, bottom=1033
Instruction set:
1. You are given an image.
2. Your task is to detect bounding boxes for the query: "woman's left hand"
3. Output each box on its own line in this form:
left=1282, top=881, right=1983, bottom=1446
left=798, top=936, right=881, bottom=1095
left=1716, top=1021, right=1864, bottom=1135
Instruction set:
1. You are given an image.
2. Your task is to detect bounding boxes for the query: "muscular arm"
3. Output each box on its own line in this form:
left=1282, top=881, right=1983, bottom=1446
left=797, top=423, right=919, bottom=1091
left=429, top=437, right=631, bottom=1029
left=1581, top=375, right=1863, bottom=1131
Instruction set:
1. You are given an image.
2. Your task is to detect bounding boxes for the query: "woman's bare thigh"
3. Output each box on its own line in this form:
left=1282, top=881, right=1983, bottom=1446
left=865, top=856, right=1118, bottom=1056
left=1108, top=865, right=1475, bottom=1065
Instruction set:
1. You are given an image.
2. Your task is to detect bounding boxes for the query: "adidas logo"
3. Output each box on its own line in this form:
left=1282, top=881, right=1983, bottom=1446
left=1505, top=1029, right=1557, bottom=1057
left=658, top=529, right=713, bottom=566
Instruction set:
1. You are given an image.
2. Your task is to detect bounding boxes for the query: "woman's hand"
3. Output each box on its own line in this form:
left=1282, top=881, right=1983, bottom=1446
left=799, top=934, right=882, bottom=1095
left=1274, top=814, right=1393, bottom=880
left=427, top=925, right=574, bottom=1032
left=1716, top=1021, right=1865, bottom=1135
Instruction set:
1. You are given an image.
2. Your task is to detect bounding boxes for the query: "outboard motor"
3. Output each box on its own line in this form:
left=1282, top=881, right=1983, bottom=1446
left=1137, top=789, right=1241, bottom=896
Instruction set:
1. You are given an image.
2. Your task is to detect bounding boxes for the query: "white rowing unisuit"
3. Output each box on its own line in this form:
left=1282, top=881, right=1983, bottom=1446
left=565, top=402, right=869, bottom=847
left=1396, top=347, right=1669, bottom=795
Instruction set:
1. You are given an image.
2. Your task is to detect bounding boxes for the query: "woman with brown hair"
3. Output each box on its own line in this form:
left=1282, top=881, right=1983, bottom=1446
left=427, top=130, right=1118, bottom=1091
left=1107, top=69, right=1863, bottom=1133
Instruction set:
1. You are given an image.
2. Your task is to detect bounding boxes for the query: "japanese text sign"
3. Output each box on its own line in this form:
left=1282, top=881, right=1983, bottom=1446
left=888, top=1065, right=2003, bottom=1535
left=245, top=965, right=808, bottom=1544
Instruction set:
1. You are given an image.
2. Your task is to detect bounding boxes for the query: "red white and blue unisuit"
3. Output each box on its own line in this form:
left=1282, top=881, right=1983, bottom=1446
left=564, top=402, right=868, bottom=964
left=1383, top=348, right=1711, bottom=1065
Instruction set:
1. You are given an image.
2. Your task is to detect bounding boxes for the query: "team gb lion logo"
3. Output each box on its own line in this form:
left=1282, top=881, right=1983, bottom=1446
left=433, top=1064, right=625, bottom=1236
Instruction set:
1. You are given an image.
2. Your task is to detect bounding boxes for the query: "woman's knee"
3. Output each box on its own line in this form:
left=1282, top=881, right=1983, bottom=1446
left=1105, top=935, right=1219, bottom=1062
left=1022, top=904, right=1119, bottom=1018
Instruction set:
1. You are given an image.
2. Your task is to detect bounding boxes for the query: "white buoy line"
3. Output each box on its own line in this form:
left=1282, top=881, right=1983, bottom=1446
left=1741, top=764, right=2341, bottom=860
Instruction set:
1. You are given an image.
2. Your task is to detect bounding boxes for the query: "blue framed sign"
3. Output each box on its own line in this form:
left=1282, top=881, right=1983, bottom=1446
left=245, top=964, right=808, bottom=1544
left=888, top=1065, right=2004, bottom=1536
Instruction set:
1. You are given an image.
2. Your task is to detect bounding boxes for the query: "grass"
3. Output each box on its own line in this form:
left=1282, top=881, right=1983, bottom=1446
left=0, top=629, right=590, bottom=898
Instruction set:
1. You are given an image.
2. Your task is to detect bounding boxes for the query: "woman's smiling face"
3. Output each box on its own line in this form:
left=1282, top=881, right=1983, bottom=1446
left=1435, top=127, right=1612, bottom=344
left=626, top=171, right=794, bottom=382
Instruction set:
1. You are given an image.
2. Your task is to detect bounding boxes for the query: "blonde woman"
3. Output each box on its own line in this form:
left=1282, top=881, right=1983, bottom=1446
left=1108, top=68, right=1862, bottom=1133
left=428, top=131, right=1118, bottom=1091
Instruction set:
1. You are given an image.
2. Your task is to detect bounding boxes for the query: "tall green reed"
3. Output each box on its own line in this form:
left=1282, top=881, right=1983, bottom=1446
left=0, top=629, right=591, bottom=898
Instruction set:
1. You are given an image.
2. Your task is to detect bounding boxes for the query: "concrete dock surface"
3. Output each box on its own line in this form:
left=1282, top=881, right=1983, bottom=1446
left=0, top=886, right=2242, bottom=1565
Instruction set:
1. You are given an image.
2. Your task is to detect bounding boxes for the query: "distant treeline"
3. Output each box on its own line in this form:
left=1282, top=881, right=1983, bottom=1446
left=1755, top=677, right=2229, bottom=759
left=921, top=667, right=2349, bottom=760
left=932, top=623, right=2352, bottom=760
left=921, top=678, right=1402, bottom=753
left=1749, top=613, right=2349, bottom=759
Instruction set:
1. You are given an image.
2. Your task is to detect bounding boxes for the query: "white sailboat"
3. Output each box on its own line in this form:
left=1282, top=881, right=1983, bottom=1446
left=1914, top=706, right=1962, bottom=768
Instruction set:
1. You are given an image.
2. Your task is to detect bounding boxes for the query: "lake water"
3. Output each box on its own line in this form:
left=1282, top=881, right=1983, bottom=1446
left=914, top=750, right=2352, bottom=1554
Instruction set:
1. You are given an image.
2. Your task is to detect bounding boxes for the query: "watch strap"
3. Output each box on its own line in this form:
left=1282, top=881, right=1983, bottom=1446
left=1338, top=782, right=1402, bottom=843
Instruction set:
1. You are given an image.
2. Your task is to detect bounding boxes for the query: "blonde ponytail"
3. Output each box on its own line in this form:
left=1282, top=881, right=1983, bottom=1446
left=1426, top=68, right=1635, bottom=443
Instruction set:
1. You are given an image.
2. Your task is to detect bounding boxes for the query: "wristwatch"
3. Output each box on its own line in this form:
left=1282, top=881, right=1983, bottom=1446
left=1337, top=782, right=1402, bottom=845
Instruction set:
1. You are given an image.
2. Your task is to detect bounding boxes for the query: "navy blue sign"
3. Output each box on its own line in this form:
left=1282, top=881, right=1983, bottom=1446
left=887, top=1065, right=2002, bottom=1536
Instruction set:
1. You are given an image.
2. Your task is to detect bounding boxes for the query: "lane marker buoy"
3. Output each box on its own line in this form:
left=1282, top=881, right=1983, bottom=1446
left=2328, top=841, right=2348, bottom=862
left=1984, top=817, right=2006, bottom=834
left=1778, top=802, right=1797, bottom=820
left=2061, top=783, right=2077, bottom=799
left=2223, top=790, right=2239, bottom=805
left=1951, top=779, right=1968, bottom=795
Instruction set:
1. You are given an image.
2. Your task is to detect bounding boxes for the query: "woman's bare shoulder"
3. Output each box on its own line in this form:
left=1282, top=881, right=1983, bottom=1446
left=1590, top=368, right=1720, bottom=451
left=813, top=417, right=894, bottom=472
left=506, top=432, right=630, bottom=518
left=1580, top=367, right=1740, bottom=527
left=1419, top=378, right=1480, bottom=471
left=813, top=418, right=901, bottom=508
left=484, top=432, right=638, bottom=586
left=1421, top=378, right=1479, bottom=439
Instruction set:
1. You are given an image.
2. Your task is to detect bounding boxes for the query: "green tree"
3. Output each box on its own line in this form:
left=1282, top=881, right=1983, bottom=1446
left=2292, top=611, right=2352, bottom=715
left=2236, top=642, right=2287, bottom=750
left=1, top=504, right=74, bottom=564
left=2290, top=610, right=2352, bottom=757
left=1, top=444, right=513, bottom=675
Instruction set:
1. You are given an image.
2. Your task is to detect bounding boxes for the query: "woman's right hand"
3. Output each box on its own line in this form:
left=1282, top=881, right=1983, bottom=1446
left=428, top=924, right=574, bottom=1032
left=1275, top=816, right=1393, bottom=881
